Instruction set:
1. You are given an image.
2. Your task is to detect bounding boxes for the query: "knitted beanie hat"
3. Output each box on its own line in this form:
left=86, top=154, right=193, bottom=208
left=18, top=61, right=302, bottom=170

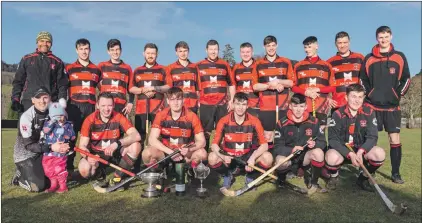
left=36, top=31, right=53, bottom=44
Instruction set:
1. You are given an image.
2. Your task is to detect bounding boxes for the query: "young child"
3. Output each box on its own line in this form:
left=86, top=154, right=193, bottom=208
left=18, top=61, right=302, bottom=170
left=41, top=102, right=76, bottom=193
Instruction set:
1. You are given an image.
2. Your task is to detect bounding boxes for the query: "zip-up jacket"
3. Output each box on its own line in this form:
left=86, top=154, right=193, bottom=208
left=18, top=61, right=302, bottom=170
left=14, top=106, right=50, bottom=163
left=12, top=49, right=68, bottom=103
left=328, top=104, right=378, bottom=158
left=360, top=44, right=411, bottom=109
left=274, top=110, right=326, bottom=154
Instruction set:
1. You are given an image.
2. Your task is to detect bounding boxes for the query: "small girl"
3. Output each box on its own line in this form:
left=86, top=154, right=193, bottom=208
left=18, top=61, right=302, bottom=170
left=41, top=102, right=76, bottom=193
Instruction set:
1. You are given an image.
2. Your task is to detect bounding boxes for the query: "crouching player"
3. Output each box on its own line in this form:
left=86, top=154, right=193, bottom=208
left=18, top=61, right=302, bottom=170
left=143, top=87, right=207, bottom=175
left=325, top=84, right=385, bottom=192
left=77, top=92, right=142, bottom=191
left=208, top=92, right=273, bottom=189
left=273, top=93, right=327, bottom=195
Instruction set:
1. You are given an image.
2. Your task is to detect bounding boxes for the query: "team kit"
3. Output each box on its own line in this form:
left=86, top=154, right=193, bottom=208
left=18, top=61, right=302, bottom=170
left=11, top=26, right=411, bottom=209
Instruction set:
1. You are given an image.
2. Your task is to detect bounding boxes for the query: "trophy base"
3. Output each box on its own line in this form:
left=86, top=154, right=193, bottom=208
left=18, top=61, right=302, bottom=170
left=141, top=189, right=161, bottom=198
left=196, top=188, right=208, bottom=198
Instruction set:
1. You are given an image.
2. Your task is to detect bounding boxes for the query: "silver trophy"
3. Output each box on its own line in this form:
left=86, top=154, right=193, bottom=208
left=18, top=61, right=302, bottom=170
left=140, top=172, right=163, bottom=198
left=193, top=160, right=211, bottom=198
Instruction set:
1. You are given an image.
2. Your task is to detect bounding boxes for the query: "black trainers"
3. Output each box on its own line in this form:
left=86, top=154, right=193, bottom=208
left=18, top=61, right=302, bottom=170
left=10, top=170, right=20, bottom=186
left=356, top=173, right=374, bottom=192
left=391, top=173, right=404, bottom=184
left=326, top=176, right=339, bottom=190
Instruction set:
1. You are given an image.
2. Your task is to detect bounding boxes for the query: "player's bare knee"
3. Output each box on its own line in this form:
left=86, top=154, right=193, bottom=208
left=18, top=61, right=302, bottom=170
left=275, top=156, right=290, bottom=170
left=78, top=159, right=91, bottom=178
left=367, top=146, right=386, bottom=161
left=325, top=149, right=343, bottom=165
left=193, top=148, right=208, bottom=161
left=389, top=133, right=400, bottom=144
left=207, top=152, right=221, bottom=165
left=259, top=152, right=273, bottom=166
left=129, top=142, right=142, bottom=155
left=311, top=148, right=324, bottom=162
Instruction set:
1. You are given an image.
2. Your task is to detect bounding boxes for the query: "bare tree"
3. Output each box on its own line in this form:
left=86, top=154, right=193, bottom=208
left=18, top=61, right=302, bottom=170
left=401, top=75, right=421, bottom=128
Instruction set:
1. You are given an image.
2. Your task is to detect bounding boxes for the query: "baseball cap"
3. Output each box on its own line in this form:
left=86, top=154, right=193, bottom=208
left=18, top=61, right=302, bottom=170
left=32, top=87, right=51, bottom=98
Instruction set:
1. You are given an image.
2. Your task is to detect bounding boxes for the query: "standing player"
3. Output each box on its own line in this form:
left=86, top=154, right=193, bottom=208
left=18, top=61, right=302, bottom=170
left=254, top=35, right=295, bottom=150
left=77, top=92, right=141, bottom=191
left=129, top=43, right=172, bottom=172
left=208, top=92, right=273, bottom=189
left=196, top=39, right=236, bottom=151
left=232, top=42, right=260, bottom=117
left=327, top=31, right=365, bottom=111
left=292, top=36, right=336, bottom=128
left=66, top=38, right=102, bottom=174
left=142, top=87, right=207, bottom=175
left=166, top=41, right=199, bottom=113
left=273, top=93, right=327, bottom=195
left=11, top=31, right=68, bottom=114
left=325, top=84, right=385, bottom=191
left=98, top=39, right=134, bottom=115
left=360, top=26, right=411, bottom=184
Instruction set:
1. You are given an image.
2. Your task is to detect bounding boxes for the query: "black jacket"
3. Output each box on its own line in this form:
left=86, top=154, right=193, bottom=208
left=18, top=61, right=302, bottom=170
left=274, top=111, right=326, bottom=154
left=360, top=44, right=411, bottom=109
left=328, top=104, right=378, bottom=157
left=12, top=49, right=68, bottom=102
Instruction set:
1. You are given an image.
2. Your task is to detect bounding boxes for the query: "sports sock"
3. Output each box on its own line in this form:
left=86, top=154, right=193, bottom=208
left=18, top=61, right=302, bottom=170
left=390, top=144, right=402, bottom=175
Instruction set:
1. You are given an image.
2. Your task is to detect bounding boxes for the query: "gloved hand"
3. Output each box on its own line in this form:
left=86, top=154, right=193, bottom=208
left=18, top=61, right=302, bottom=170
left=11, top=99, right=23, bottom=112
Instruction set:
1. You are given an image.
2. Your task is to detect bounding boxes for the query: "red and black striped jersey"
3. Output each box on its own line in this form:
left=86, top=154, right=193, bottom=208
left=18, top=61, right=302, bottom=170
left=130, top=63, right=173, bottom=115
left=232, top=60, right=259, bottom=109
left=66, top=60, right=101, bottom=105
left=80, top=110, right=134, bottom=152
left=97, top=60, right=134, bottom=106
left=151, top=106, right=203, bottom=150
left=196, top=58, right=235, bottom=105
left=212, top=112, right=267, bottom=156
left=166, top=60, right=199, bottom=109
left=327, top=52, right=364, bottom=108
left=293, top=57, right=335, bottom=114
left=256, top=55, right=295, bottom=111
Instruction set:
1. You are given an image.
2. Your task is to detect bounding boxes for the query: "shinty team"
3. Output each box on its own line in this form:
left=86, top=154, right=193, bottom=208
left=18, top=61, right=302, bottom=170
left=10, top=25, right=411, bottom=196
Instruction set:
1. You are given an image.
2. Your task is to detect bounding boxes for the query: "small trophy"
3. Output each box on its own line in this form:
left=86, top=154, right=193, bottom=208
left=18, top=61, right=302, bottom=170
left=140, top=172, right=163, bottom=198
left=193, top=160, right=210, bottom=198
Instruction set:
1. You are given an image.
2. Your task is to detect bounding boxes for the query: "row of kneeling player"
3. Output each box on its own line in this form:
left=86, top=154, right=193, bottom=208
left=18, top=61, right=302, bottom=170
left=75, top=84, right=384, bottom=194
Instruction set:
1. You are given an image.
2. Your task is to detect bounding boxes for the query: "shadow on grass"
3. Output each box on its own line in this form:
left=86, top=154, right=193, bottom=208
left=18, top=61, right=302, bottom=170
left=1, top=164, right=421, bottom=223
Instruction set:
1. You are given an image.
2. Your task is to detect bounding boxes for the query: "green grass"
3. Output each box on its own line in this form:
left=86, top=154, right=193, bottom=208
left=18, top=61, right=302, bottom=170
left=1, top=129, right=421, bottom=222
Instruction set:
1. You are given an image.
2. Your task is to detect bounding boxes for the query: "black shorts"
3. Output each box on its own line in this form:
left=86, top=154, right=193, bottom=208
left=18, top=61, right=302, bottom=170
left=135, top=113, right=156, bottom=136
left=189, top=106, right=198, bottom=114
left=15, top=155, right=47, bottom=192
left=271, top=147, right=306, bottom=167
left=67, top=102, right=96, bottom=132
left=89, top=149, right=122, bottom=164
left=199, top=104, right=228, bottom=133
left=247, top=107, right=259, bottom=118
left=375, top=110, right=401, bottom=133
left=259, top=109, right=288, bottom=131
left=310, top=112, right=327, bottom=126
left=226, top=151, right=254, bottom=174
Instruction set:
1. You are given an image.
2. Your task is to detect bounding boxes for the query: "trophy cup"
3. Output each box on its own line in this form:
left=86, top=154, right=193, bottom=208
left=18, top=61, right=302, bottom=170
left=193, top=160, right=210, bottom=198
left=140, top=172, right=163, bottom=198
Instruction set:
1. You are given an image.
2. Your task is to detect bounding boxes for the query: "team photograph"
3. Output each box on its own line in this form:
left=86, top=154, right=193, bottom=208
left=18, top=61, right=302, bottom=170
left=1, top=1, right=421, bottom=222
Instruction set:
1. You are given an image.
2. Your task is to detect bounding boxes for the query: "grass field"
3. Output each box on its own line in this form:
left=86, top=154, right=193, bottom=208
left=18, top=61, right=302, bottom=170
left=1, top=129, right=421, bottom=223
